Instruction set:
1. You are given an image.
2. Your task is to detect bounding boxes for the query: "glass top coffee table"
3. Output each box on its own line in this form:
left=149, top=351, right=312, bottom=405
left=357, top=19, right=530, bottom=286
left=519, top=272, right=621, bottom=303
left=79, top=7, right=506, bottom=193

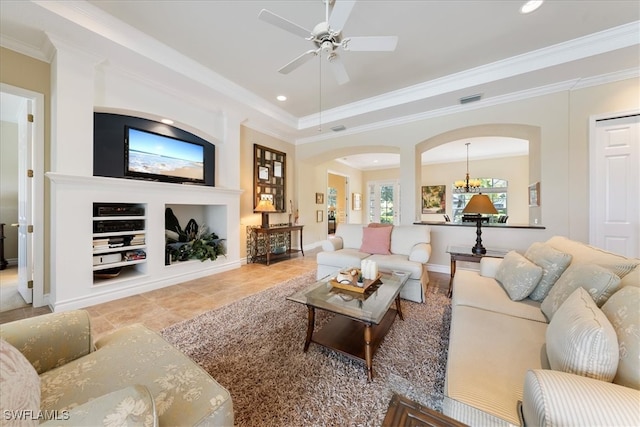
left=287, top=270, right=410, bottom=381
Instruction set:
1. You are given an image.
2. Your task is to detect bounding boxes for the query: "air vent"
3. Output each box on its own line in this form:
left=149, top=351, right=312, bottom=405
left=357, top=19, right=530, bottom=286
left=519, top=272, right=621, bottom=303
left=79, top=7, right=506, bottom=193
left=459, top=94, right=482, bottom=104
left=331, top=125, right=346, bottom=132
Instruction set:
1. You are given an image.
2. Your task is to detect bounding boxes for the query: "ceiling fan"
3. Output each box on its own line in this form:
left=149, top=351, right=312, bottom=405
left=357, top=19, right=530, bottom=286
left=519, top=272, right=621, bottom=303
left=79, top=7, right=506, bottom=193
left=258, top=0, right=398, bottom=85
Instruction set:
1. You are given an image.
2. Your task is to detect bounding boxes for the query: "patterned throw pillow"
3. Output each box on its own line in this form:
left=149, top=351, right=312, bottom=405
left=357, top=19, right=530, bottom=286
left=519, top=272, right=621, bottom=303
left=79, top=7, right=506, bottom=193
left=495, top=251, right=543, bottom=301
left=546, top=287, right=619, bottom=382
left=541, top=264, right=622, bottom=321
left=0, top=339, right=40, bottom=427
left=525, top=242, right=573, bottom=301
left=601, top=286, right=640, bottom=389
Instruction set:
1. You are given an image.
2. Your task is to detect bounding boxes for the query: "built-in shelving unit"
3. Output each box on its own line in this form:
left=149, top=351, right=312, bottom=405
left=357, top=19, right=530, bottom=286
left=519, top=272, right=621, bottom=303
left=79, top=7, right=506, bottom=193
left=92, top=203, right=147, bottom=283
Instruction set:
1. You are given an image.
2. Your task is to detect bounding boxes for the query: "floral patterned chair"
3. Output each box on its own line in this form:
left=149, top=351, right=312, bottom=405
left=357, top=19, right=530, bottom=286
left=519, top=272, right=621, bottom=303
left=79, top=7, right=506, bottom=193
left=0, top=310, right=233, bottom=426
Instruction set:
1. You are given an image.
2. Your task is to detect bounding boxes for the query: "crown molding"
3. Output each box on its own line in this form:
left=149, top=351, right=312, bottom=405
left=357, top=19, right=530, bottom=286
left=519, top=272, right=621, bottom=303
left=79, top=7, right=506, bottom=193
left=32, top=0, right=299, bottom=130
left=297, top=21, right=640, bottom=130
left=295, top=68, right=638, bottom=145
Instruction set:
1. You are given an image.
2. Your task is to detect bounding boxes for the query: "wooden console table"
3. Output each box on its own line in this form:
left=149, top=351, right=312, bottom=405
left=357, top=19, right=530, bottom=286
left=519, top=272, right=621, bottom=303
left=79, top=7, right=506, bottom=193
left=446, top=245, right=509, bottom=297
left=247, top=224, right=304, bottom=265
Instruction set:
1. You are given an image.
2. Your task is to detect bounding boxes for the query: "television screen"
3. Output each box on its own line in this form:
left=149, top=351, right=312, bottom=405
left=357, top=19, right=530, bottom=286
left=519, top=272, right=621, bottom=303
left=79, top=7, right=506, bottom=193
left=126, top=127, right=205, bottom=183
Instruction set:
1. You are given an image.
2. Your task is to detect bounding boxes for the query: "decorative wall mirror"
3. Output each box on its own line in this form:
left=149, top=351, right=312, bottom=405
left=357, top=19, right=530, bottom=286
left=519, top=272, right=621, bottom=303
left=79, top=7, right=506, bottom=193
left=254, top=144, right=286, bottom=212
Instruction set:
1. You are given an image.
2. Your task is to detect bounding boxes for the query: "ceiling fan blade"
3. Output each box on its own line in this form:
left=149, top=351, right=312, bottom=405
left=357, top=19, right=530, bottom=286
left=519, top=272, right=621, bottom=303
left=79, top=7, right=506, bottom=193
left=258, top=9, right=312, bottom=39
left=278, top=49, right=319, bottom=74
left=343, top=36, right=398, bottom=51
left=328, top=0, right=356, bottom=32
left=328, top=54, right=350, bottom=85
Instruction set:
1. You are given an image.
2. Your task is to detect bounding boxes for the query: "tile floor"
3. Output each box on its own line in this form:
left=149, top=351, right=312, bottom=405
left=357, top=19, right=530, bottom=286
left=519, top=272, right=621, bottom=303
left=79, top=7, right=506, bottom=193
left=1, top=250, right=450, bottom=342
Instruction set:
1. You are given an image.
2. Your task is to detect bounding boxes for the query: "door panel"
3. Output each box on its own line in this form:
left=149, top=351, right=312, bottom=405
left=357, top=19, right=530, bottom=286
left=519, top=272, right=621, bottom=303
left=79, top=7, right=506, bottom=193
left=592, top=113, right=639, bottom=257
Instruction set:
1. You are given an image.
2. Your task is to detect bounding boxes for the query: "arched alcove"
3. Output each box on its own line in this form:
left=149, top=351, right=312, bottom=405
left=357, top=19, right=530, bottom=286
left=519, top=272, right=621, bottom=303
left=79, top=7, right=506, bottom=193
left=416, top=124, right=541, bottom=225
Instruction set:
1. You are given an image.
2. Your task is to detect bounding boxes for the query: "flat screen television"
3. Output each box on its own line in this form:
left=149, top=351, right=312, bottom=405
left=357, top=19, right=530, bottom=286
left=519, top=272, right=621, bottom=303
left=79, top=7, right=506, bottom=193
left=125, top=126, right=205, bottom=184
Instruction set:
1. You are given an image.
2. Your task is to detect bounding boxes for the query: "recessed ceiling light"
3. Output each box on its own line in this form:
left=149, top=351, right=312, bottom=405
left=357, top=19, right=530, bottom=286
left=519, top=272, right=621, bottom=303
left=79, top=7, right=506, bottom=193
left=276, top=95, right=287, bottom=101
left=161, top=118, right=174, bottom=125
left=520, top=0, right=543, bottom=14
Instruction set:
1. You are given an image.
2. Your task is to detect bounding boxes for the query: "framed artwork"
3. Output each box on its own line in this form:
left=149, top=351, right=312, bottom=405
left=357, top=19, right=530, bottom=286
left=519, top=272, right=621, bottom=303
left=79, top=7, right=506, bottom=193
left=421, top=185, right=446, bottom=214
left=316, top=192, right=324, bottom=204
left=273, top=161, right=282, bottom=178
left=254, top=144, right=286, bottom=211
left=529, top=182, right=541, bottom=206
left=258, top=166, right=269, bottom=181
left=352, top=192, right=362, bottom=211
left=316, top=210, right=323, bottom=222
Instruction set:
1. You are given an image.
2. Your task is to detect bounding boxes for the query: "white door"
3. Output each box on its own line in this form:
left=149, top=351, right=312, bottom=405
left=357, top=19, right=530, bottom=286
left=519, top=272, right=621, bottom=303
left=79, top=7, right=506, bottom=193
left=17, top=98, right=33, bottom=303
left=367, top=181, right=400, bottom=225
left=590, top=113, right=640, bottom=257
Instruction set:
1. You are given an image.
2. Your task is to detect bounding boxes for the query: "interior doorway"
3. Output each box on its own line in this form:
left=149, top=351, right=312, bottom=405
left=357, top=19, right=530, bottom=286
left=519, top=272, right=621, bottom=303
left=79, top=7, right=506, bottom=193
left=327, top=172, right=349, bottom=235
left=0, top=84, right=45, bottom=311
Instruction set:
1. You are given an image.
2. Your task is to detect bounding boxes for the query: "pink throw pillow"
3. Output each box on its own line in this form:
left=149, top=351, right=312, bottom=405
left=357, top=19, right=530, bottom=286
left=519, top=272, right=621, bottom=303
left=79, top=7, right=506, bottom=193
left=360, top=226, right=392, bottom=255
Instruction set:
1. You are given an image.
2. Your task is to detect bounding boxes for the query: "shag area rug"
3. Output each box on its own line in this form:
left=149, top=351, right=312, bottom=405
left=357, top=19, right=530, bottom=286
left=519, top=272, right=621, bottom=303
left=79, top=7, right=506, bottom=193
left=162, top=271, right=452, bottom=427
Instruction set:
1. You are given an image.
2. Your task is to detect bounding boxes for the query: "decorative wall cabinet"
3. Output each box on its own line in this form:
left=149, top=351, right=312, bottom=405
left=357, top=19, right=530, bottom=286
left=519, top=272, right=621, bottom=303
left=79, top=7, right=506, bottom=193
left=253, top=144, right=286, bottom=212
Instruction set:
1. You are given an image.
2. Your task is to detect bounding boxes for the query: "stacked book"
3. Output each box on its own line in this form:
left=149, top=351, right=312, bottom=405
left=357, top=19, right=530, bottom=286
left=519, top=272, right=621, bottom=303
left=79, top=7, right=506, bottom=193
left=129, top=234, right=145, bottom=246
left=123, top=249, right=146, bottom=262
left=93, top=238, right=110, bottom=250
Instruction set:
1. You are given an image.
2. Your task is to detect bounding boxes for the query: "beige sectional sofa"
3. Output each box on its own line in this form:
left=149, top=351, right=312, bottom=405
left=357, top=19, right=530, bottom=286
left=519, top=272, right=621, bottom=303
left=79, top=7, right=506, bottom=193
left=0, top=310, right=233, bottom=426
left=316, top=223, right=431, bottom=302
left=443, top=236, right=640, bottom=426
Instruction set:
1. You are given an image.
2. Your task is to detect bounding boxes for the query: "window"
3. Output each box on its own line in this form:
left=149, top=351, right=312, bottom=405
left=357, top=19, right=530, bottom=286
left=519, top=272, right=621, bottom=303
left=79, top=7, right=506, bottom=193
left=452, top=178, right=507, bottom=222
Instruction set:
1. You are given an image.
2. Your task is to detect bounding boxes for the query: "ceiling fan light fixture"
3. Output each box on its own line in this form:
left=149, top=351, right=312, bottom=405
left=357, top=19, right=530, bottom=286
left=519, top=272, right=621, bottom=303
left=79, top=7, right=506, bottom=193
left=520, top=0, right=544, bottom=14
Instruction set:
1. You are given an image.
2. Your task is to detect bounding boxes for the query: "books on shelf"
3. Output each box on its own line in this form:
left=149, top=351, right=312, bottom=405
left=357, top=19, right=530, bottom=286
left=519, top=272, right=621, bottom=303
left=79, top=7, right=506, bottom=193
left=123, top=249, right=146, bottom=262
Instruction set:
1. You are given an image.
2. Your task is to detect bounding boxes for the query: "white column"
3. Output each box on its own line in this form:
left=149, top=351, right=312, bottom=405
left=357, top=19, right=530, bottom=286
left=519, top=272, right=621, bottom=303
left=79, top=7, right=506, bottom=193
left=48, top=35, right=101, bottom=175
left=399, top=144, right=421, bottom=225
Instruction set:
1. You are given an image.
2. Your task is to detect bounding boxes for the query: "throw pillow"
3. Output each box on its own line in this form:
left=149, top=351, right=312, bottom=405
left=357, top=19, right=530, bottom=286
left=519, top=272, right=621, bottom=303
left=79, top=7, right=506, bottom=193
left=524, top=242, right=572, bottom=301
left=495, top=251, right=543, bottom=301
left=546, top=287, right=619, bottom=382
left=541, top=264, right=622, bottom=321
left=360, top=225, right=392, bottom=255
left=0, top=339, right=40, bottom=427
left=601, top=286, right=640, bottom=389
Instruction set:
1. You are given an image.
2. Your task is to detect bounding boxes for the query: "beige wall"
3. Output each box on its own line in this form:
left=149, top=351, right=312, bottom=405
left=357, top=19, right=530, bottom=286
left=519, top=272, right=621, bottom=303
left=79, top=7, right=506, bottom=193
left=296, top=79, right=640, bottom=245
left=240, top=126, right=297, bottom=258
left=0, top=121, right=19, bottom=260
left=0, top=47, right=51, bottom=291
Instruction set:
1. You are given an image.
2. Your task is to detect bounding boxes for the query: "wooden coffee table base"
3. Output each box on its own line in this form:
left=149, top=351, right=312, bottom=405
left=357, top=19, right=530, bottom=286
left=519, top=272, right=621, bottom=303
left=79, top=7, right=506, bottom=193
left=304, top=301, right=402, bottom=381
left=383, top=394, right=468, bottom=427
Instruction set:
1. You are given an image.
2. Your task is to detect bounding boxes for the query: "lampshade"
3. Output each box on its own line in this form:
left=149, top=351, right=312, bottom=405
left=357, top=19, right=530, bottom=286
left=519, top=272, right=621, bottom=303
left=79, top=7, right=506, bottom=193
left=255, top=199, right=276, bottom=212
left=462, top=194, right=498, bottom=215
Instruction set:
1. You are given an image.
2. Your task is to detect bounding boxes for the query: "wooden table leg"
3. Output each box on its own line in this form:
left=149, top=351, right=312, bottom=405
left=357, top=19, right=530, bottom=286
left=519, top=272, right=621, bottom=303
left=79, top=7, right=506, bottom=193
left=448, top=256, right=456, bottom=298
left=299, top=228, right=305, bottom=256
left=395, top=295, right=404, bottom=321
left=364, top=324, right=373, bottom=381
left=304, top=306, right=315, bottom=352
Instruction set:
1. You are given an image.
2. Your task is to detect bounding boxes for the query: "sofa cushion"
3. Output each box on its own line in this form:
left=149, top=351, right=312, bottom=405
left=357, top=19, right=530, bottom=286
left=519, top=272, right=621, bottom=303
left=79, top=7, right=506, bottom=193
left=390, top=225, right=431, bottom=256
left=335, top=224, right=364, bottom=249
left=546, top=236, right=639, bottom=285
left=39, top=324, right=233, bottom=427
left=367, top=254, right=423, bottom=280
left=546, top=288, right=619, bottom=382
left=444, top=305, right=548, bottom=426
left=495, top=251, right=543, bottom=301
left=541, top=264, right=621, bottom=320
left=0, top=339, right=40, bottom=427
left=360, top=225, right=392, bottom=255
left=452, top=270, right=547, bottom=322
left=525, top=242, right=573, bottom=301
left=317, top=248, right=371, bottom=270
left=601, top=286, right=640, bottom=389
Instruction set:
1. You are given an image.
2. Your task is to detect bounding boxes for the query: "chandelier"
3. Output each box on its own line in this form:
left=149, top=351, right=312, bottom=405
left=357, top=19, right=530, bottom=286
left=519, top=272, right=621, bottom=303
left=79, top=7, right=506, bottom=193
left=453, top=143, right=482, bottom=193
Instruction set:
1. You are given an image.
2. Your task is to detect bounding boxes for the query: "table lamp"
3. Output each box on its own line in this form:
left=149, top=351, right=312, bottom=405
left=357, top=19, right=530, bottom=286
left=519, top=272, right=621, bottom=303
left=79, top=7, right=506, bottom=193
left=462, top=194, right=498, bottom=254
left=255, top=199, right=276, bottom=228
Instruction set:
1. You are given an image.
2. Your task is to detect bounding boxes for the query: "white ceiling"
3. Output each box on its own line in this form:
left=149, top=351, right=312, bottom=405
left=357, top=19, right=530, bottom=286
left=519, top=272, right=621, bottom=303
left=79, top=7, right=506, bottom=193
left=1, top=1, right=638, bottom=168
